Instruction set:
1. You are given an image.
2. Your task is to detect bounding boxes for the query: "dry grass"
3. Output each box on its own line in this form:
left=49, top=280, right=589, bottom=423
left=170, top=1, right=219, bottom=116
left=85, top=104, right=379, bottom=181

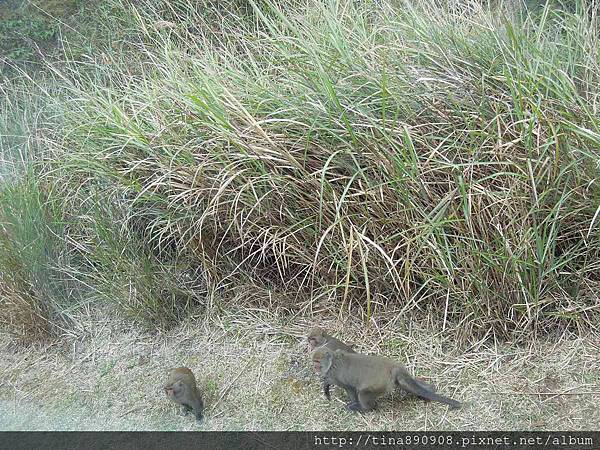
left=1, top=301, right=599, bottom=431
left=0, top=283, right=50, bottom=344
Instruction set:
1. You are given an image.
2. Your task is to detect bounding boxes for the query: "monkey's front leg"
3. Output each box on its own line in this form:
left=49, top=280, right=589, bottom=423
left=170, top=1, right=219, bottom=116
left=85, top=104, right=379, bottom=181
left=323, top=382, right=332, bottom=400
left=180, top=405, right=192, bottom=416
left=357, top=390, right=377, bottom=411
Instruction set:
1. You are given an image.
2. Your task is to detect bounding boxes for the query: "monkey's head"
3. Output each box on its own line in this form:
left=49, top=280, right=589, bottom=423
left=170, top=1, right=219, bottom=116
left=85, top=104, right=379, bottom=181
left=307, top=327, right=326, bottom=350
left=169, top=367, right=193, bottom=379
left=311, top=348, right=334, bottom=375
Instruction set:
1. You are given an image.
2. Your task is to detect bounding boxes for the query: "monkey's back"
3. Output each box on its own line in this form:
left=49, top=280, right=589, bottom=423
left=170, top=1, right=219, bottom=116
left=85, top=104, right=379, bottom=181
left=333, top=352, right=397, bottom=393
left=323, top=336, right=355, bottom=353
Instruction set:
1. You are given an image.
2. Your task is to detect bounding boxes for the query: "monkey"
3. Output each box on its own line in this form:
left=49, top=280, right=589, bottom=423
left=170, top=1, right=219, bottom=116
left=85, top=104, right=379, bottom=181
left=164, top=367, right=204, bottom=422
left=307, top=328, right=356, bottom=400
left=306, top=328, right=434, bottom=401
left=311, top=349, right=461, bottom=412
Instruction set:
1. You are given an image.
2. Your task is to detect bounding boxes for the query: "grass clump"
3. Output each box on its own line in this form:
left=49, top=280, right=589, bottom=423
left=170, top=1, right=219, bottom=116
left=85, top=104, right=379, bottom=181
left=1, top=0, right=600, bottom=340
left=0, top=172, right=80, bottom=341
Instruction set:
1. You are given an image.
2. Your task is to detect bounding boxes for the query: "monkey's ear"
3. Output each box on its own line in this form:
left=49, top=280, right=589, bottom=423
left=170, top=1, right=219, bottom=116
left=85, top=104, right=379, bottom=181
left=321, top=351, right=334, bottom=373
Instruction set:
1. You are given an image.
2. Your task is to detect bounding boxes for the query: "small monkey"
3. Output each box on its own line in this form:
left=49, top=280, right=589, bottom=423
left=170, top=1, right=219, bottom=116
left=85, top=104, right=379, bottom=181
left=312, top=349, right=461, bottom=412
left=164, top=367, right=204, bottom=422
left=307, top=328, right=356, bottom=400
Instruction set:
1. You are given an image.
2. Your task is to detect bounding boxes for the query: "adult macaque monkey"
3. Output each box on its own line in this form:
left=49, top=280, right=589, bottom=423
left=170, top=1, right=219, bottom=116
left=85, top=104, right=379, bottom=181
left=307, top=328, right=356, bottom=400
left=164, top=367, right=204, bottom=422
left=311, top=349, right=461, bottom=412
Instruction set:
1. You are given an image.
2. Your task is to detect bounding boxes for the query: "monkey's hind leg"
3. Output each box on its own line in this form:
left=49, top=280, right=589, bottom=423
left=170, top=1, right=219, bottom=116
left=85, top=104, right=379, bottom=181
left=356, top=390, right=377, bottom=412
left=343, top=386, right=362, bottom=411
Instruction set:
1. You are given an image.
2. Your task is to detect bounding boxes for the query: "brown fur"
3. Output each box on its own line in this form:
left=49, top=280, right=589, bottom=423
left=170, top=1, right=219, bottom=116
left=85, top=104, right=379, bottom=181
left=311, top=349, right=461, bottom=412
left=164, top=367, right=204, bottom=421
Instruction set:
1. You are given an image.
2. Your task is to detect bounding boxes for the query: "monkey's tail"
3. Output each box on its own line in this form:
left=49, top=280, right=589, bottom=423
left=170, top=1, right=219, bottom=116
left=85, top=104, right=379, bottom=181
left=414, top=378, right=436, bottom=393
left=394, top=369, right=461, bottom=409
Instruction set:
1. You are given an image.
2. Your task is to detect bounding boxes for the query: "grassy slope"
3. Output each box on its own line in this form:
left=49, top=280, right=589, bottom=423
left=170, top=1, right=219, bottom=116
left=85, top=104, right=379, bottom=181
left=2, top=0, right=600, bottom=343
left=1, top=307, right=599, bottom=431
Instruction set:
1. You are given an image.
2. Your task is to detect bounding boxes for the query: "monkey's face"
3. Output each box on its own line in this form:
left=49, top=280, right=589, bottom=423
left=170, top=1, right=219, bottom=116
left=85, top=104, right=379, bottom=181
left=164, top=386, right=174, bottom=399
left=165, top=381, right=185, bottom=400
left=312, top=358, right=323, bottom=374
left=307, top=329, right=325, bottom=350
left=311, top=350, right=333, bottom=375
left=172, top=380, right=185, bottom=396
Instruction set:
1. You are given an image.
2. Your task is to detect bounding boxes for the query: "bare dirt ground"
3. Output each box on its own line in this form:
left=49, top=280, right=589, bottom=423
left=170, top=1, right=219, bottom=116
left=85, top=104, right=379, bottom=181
left=1, top=307, right=599, bottom=431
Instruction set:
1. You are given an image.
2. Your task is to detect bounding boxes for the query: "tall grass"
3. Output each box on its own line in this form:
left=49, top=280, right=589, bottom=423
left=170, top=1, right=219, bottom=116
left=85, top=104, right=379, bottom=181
left=2, top=0, right=600, bottom=339
left=0, top=171, right=77, bottom=340
left=0, top=78, right=84, bottom=340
